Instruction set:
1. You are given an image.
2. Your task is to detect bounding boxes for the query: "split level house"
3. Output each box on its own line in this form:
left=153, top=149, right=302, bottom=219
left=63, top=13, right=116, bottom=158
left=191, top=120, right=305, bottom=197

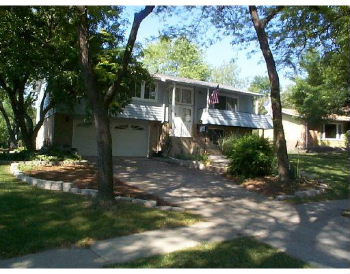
left=264, top=108, right=350, bottom=151
left=36, top=74, right=273, bottom=157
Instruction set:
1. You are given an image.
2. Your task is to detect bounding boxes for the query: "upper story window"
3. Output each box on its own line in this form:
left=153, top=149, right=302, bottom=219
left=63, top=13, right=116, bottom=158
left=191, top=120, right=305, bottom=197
left=216, top=96, right=238, bottom=112
left=169, top=86, right=193, bottom=105
left=133, top=81, right=157, bottom=101
left=322, top=123, right=343, bottom=140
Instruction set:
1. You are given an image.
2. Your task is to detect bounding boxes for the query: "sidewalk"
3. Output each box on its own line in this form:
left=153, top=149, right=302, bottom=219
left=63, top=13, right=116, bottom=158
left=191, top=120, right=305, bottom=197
left=0, top=199, right=349, bottom=268
left=0, top=221, right=240, bottom=268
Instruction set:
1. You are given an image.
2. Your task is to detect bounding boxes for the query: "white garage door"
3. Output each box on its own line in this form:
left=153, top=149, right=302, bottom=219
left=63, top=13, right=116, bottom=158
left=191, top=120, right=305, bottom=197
left=72, top=119, right=149, bottom=157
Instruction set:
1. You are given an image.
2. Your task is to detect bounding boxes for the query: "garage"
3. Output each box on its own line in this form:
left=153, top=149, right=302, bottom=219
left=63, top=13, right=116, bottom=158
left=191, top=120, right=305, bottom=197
left=72, top=118, right=149, bottom=157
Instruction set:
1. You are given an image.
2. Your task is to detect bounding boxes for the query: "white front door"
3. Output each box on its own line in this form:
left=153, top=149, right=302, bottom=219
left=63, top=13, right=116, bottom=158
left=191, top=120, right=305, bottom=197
left=170, top=86, right=194, bottom=137
left=174, top=106, right=193, bottom=137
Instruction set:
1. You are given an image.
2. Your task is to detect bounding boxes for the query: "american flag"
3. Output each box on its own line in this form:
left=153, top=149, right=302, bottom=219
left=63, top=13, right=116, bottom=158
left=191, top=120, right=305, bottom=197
left=209, top=85, right=220, bottom=105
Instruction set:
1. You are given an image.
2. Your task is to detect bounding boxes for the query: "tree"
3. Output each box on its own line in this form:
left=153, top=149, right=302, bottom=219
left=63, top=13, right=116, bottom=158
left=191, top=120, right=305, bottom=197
left=142, top=36, right=210, bottom=80
left=209, top=60, right=246, bottom=88
left=247, top=6, right=290, bottom=182
left=0, top=95, right=18, bottom=147
left=248, top=75, right=270, bottom=114
left=77, top=6, right=154, bottom=200
left=288, top=50, right=349, bottom=126
left=0, top=7, right=80, bottom=150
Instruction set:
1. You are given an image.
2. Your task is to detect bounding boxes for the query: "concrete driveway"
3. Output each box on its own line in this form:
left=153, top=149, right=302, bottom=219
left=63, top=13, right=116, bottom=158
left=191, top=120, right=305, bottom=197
left=112, top=157, right=350, bottom=268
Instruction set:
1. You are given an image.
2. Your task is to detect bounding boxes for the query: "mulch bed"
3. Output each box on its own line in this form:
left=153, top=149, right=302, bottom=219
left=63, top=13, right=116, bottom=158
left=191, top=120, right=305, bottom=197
left=25, top=164, right=173, bottom=206
left=239, top=175, right=322, bottom=197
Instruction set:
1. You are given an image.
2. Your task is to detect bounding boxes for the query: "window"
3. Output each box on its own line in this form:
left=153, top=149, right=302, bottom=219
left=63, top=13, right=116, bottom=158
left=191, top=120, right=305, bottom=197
left=215, top=96, right=238, bottom=111
left=170, top=86, right=193, bottom=105
left=175, top=88, right=181, bottom=103
left=323, top=123, right=343, bottom=139
left=181, top=88, right=192, bottom=104
left=133, top=81, right=157, bottom=101
left=144, top=82, right=156, bottom=100
left=226, top=97, right=238, bottom=111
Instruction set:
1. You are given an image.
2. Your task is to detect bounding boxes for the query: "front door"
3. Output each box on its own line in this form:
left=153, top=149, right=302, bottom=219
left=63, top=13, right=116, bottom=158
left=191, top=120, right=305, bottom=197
left=174, top=106, right=192, bottom=137
left=172, top=86, right=193, bottom=137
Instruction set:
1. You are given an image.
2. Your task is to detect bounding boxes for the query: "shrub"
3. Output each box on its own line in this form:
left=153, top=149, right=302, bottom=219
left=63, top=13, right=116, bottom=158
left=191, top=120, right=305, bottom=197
left=345, top=130, right=350, bottom=149
left=224, top=134, right=275, bottom=178
left=0, top=145, right=82, bottom=162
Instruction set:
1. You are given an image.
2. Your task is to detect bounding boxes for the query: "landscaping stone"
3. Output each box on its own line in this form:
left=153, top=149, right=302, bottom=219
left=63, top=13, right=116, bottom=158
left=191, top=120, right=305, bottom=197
left=36, top=180, right=47, bottom=189
left=131, top=198, right=157, bottom=208
left=276, top=194, right=295, bottom=201
left=318, top=183, right=329, bottom=190
left=115, top=196, right=134, bottom=202
left=81, top=189, right=98, bottom=197
left=70, top=188, right=81, bottom=194
left=114, top=196, right=157, bottom=208
left=156, top=206, right=172, bottom=211
left=22, top=175, right=31, bottom=184
left=295, top=189, right=322, bottom=198
left=50, top=181, right=63, bottom=191
left=30, top=177, right=42, bottom=187
left=43, top=181, right=53, bottom=190
left=170, top=207, right=185, bottom=212
left=62, top=182, right=73, bottom=192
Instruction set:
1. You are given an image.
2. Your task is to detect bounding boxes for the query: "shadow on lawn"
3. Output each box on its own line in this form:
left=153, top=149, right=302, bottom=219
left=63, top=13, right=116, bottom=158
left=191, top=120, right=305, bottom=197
left=0, top=166, right=198, bottom=259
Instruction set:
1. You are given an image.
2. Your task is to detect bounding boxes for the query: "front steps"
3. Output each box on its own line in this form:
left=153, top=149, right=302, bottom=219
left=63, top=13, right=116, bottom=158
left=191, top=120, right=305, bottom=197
left=206, top=154, right=230, bottom=174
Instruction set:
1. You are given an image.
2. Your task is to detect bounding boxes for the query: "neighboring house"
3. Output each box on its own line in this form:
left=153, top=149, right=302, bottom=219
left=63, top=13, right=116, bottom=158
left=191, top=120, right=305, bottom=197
left=265, top=108, right=350, bottom=151
left=36, top=74, right=272, bottom=157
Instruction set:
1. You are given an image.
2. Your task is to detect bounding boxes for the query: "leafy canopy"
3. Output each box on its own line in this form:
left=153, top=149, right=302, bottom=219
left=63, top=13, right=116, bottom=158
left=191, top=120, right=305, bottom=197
left=208, top=60, right=247, bottom=88
left=142, top=36, right=210, bottom=80
left=288, top=50, right=349, bottom=125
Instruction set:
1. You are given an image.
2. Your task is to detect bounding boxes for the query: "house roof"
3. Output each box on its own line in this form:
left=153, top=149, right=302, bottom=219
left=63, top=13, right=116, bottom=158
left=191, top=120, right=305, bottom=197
left=154, top=74, right=263, bottom=97
left=201, top=109, right=273, bottom=129
left=282, top=108, right=350, bottom=122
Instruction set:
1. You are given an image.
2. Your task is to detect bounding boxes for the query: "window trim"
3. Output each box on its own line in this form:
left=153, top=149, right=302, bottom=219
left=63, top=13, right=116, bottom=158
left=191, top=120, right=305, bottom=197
left=215, top=95, right=239, bottom=112
left=225, top=95, right=239, bottom=112
left=322, top=123, right=343, bottom=140
left=132, top=81, right=158, bottom=102
left=171, top=85, right=194, bottom=106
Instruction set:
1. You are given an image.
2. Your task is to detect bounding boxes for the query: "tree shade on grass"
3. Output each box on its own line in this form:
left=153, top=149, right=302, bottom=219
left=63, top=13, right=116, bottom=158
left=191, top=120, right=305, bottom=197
left=110, top=237, right=310, bottom=268
left=289, top=151, right=349, bottom=201
left=0, top=165, right=200, bottom=259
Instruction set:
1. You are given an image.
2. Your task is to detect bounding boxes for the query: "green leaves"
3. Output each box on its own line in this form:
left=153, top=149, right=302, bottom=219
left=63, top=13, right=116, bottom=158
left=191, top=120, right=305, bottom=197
left=288, top=49, right=349, bottom=126
left=142, top=37, right=210, bottom=80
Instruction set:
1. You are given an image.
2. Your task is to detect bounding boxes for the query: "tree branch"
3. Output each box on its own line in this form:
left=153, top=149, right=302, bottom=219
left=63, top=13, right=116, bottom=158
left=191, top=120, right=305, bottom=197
left=104, top=6, right=155, bottom=106
left=33, top=99, right=55, bottom=137
left=0, top=74, right=10, bottom=92
left=261, top=6, right=284, bottom=27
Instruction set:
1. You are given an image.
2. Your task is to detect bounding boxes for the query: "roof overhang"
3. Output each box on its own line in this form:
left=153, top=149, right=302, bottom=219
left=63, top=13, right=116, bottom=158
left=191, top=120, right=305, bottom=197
left=154, top=74, right=263, bottom=97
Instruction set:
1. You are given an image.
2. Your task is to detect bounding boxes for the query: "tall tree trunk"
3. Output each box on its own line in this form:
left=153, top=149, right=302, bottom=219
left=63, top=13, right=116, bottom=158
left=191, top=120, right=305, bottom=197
left=249, top=6, right=290, bottom=183
left=77, top=6, right=114, bottom=200
left=6, top=87, right=36, bottom=150
left=0, top=101, right=17, bottom=147
left=77, top=6, right=154, bottom=200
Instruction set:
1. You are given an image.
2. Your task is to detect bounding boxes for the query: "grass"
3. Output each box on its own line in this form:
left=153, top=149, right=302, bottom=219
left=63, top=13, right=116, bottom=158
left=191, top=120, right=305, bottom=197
left=110, top=237, right=310, bottom=268
left=0, top=165, right=201, bottom=259
left=289, top=151, right=349, bottom=202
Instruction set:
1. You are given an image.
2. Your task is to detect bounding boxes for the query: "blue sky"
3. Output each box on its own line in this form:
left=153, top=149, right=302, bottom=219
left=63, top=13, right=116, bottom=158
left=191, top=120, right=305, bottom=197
left=124, top=6, right=293, bottom=90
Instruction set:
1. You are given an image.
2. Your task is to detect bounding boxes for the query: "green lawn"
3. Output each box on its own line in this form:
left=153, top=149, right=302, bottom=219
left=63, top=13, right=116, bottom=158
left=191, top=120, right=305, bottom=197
left=0, top=165, right=201, bottom=259
left=289, top=151, right=349, bottom=201
left=110, top=237, right=309, bottom=268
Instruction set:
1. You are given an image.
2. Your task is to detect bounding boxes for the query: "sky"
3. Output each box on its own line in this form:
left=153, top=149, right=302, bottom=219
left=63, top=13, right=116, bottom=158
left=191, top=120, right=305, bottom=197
left=123, top=6, right=294, bottom=90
